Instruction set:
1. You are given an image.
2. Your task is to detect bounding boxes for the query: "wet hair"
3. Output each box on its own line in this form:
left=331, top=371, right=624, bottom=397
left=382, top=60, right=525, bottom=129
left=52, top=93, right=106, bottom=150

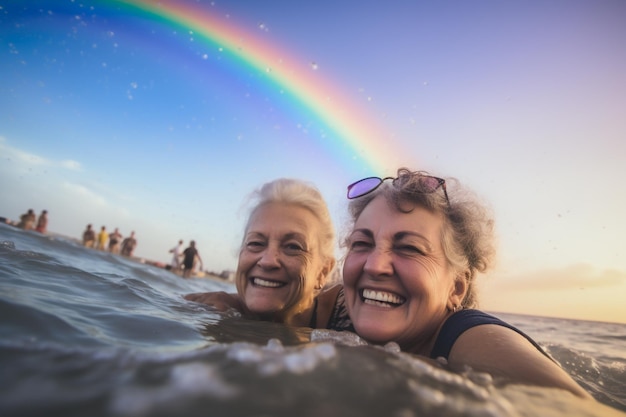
left=344, top=167, right=495, bottom=308
left=243, top=178, right=336, bottom=267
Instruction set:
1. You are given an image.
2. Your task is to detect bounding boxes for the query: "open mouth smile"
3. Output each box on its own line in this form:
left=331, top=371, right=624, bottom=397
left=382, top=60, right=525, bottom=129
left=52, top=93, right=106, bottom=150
left=360, top=288, right=406, bottom=308
left=251, top=277, right=286, bottom=288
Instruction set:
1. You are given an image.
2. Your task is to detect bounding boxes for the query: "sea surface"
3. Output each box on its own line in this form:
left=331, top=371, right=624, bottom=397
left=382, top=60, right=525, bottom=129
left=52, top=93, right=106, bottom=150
left=1, top=222, right=625, bottom=417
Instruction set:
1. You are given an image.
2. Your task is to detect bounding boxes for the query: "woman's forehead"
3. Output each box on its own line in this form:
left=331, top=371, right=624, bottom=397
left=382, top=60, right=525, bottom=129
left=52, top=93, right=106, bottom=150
left=356, top=196, right=443, bottom=237
left=249, top=203, right=321, bottom=234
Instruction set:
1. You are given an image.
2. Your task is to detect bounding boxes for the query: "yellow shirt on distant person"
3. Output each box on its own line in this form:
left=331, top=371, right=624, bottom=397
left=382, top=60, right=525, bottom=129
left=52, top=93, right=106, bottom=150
left=97, top=229, right=108, bottom=250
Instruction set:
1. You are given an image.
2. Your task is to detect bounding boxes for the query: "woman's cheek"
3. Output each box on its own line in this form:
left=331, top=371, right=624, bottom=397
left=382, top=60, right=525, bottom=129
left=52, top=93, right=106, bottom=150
left=342, top=252, right=361, bottom=285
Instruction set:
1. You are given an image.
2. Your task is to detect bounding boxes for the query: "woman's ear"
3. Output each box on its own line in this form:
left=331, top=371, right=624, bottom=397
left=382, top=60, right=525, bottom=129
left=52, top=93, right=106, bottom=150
left=448, top=271, right=469, bottom=310
left=316, top=258, right=336, bottom=289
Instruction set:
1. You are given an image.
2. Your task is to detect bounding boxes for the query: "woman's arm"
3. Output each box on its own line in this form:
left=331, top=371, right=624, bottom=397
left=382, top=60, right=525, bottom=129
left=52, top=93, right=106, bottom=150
left=447, top=324, right=592, bottom=399
left=184, top=291, right=243, bottom=312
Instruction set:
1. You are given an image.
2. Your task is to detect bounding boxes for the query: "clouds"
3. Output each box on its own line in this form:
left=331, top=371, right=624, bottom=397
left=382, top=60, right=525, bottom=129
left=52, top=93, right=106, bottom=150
left=480, top=263, right=626, bottom=323
left=0, top=138, right=143, bottom=219
left=61, top=181, right=107, bottom=207
left=0, top=137, right=127, bottom=227
left=60, top=159, right=82, bottom=171
left=0, top=138, right=97, bottom=209
left=0, top=137, right=82, bottom=172
left=494, top=263, right=626, bottom=291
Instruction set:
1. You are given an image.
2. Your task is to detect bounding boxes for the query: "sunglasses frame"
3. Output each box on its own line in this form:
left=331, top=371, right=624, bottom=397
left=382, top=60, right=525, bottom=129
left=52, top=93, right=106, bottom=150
left=347, top=174, right=450, bottom=206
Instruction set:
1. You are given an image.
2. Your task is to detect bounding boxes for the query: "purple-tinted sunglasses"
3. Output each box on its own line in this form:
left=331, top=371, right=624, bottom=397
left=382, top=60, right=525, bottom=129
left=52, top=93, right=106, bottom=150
left=347, top=174, right=450, bottom=205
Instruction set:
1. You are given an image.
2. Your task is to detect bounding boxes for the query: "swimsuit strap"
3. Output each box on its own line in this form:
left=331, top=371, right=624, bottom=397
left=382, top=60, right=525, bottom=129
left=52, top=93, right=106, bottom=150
left=430, top=309, right=552, bottom=361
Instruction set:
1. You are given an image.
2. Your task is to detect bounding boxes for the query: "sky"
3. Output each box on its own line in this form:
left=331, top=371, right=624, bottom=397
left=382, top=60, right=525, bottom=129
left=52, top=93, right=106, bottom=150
left=1, top=0, right=625, bottom=324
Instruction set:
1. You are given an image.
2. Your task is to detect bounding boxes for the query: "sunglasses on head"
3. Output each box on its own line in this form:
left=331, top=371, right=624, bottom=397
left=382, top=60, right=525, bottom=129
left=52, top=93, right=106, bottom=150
left=346, top=173, right=450, bottom=205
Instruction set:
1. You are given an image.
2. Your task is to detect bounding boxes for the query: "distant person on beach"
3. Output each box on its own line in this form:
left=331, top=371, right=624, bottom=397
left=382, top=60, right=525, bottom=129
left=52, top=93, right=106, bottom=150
left=185, top=178, right=351, bottom=330
left=17, top=209, right=36, bottom=230
left=82, top=224, right=96, bottom=248
left=341, top=167, right=591, bottom=399
left=169, top=239, right=184, bottom=271
left=120, top=231, right=137, bottom=257
left=108, top=228, right=123, bottom=254
left=35, top=210, right=48, bottom=233
left=97, top=226, right=108, bottom=250
left=181, top=240, right=203, bottom=278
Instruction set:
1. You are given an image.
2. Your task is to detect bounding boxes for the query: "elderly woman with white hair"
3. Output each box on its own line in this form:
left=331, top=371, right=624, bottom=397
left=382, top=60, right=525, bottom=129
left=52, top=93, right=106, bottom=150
left=186, top=178, right=351, bottom=330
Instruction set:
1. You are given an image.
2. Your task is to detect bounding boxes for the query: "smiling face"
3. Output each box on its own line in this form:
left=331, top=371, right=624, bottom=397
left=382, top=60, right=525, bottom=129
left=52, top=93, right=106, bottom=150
left=236, top=202, right=328, bottom=322
left=343, top=196, right=466, bottom=354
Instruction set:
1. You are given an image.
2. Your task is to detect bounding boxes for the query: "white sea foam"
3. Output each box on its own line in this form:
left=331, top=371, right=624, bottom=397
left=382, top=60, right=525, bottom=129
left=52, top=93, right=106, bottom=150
left=109, top=362, right=239, bottom=416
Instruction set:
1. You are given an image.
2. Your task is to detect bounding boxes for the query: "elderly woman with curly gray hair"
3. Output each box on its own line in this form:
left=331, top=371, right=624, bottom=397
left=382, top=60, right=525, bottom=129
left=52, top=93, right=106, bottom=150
left=341, top=167, right=591, bottom=399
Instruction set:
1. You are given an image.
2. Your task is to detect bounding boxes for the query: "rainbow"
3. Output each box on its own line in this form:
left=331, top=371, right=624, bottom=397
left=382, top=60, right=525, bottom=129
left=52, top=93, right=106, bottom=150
left=107, top=0, right=402, bottom=174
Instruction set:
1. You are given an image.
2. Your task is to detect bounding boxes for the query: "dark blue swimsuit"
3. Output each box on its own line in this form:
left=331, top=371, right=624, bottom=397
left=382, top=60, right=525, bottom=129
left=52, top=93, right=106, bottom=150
left=430, top=309, right=550, bottom=360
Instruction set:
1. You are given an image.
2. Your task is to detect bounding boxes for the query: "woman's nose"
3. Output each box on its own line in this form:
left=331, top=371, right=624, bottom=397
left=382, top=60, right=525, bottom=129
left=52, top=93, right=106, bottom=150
left=363, top=247, right=393, bottom=277
left=257, top=246, right=281, bottom=269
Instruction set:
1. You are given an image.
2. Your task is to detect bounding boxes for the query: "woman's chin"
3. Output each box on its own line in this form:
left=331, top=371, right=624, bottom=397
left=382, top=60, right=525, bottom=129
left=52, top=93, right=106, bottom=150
left=244, top=297, right=285, bottom=317
left=353, top=319, right=399, bottom=345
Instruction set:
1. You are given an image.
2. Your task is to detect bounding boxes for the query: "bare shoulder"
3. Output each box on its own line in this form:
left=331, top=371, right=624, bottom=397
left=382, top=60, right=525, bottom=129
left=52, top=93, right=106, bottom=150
left=318, top=284, right=342, bottom=302
left=184, top=291, right=243, bottom=312
left=314, top=284, right=343, bottom=329
left=448, top=324, right=545, bottom=370
left=447, top=324, right=592, bottom=399
left=317, top=284, right=343, bottom=310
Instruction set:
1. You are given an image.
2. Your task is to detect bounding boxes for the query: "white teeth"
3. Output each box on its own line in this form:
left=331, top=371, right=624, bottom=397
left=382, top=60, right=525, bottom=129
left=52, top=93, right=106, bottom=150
left=362, top=289, right=404, bottom=305
left=364, top=299, right=394, bottom=308
left=252, top=278, right=284, bottom=288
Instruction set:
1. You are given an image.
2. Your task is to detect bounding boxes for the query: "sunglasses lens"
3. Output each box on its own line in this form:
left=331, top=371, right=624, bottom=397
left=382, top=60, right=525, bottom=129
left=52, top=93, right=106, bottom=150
left=347, top=177, right=383, bottom=199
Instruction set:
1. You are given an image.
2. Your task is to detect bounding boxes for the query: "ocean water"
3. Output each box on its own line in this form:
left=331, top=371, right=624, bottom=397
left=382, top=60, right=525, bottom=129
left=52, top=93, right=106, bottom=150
left=1, top=223, right=624, bottom=417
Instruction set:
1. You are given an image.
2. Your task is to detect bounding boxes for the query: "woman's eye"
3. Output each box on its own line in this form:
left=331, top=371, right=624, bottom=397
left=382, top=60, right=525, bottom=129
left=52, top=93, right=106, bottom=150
left=349, top=240, right=372, bottom=250
left=246, top=240, right=265, bottom=250
left=396, top=245, right=424, bottom=255
left=284, top=242, right=305, bottom=252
